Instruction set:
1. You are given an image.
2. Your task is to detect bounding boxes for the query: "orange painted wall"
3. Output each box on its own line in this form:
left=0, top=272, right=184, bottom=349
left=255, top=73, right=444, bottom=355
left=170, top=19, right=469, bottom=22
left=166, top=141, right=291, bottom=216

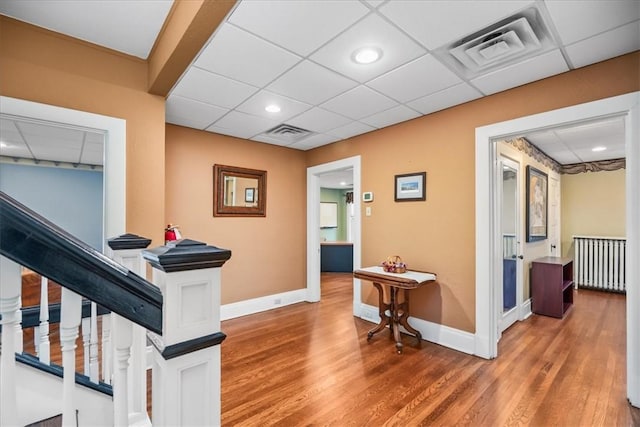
left=165, top=125, right=307, bottom=304
left=306, top=52, right=639, bottom=333
left=0, top=17, right=166, bottom=244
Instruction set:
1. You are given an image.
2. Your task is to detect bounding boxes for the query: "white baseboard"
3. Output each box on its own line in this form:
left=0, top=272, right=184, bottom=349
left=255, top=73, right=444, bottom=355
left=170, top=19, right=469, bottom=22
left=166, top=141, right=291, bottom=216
left=221, top=289, right=308, bottom=321
left=521, top=298, right=533, bottom=320
left=359, top=303, right=476, bottom=355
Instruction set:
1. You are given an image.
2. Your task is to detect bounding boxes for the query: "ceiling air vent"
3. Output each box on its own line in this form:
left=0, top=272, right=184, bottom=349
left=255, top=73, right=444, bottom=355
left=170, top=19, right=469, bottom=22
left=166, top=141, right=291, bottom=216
left=432, top=6, right=557, bottom=79
left=261, top=124, right=314, bottom=144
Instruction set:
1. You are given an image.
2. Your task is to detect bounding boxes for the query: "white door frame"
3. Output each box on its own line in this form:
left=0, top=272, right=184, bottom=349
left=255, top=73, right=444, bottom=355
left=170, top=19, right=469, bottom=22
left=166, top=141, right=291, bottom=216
left=0, top=96, right=127, bottom=244
left=307, top=156, right=362, bottom=315
left=475, top=92, right=639, bottom=406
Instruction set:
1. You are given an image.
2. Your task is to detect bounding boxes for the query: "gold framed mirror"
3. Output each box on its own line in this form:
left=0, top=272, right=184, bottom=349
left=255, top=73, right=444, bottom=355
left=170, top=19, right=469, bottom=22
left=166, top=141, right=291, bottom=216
left=213, top=164, right=267, bottom=217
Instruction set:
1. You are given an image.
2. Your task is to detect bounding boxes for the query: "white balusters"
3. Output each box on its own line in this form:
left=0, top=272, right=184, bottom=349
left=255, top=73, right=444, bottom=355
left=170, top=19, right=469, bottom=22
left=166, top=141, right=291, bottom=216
left=89, top=302, right=99, bottom=383
left=113, top=314, right=133, bottom=426
left=81, top=316, right=91, bottom=375
left=106, top=233, right=153, bottom=426
left=0, top=256, right=22, bottom=427
left=38, top=275, right=51, bottom=364
left=102, top=314, right=113, bottom=385
left=60, top=288, right=82, bottom=427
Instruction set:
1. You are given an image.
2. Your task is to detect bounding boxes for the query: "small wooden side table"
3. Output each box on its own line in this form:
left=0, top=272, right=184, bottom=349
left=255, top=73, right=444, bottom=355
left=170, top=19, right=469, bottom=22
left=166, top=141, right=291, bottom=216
left=354, top=266, right=437, bottom=354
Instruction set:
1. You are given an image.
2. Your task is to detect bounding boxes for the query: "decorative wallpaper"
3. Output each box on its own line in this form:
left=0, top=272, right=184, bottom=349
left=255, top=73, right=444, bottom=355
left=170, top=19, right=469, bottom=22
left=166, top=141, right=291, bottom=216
left=504, top=137, right=625, bottom=175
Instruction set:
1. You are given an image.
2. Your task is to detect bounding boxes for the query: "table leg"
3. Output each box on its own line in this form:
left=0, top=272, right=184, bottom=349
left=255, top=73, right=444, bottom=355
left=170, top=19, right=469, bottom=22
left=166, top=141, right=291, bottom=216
left=367, top=282, right=389, bottom=341
left=398, top=289, right=422, bottom=344
left=390, top=286, right=403, bottom=354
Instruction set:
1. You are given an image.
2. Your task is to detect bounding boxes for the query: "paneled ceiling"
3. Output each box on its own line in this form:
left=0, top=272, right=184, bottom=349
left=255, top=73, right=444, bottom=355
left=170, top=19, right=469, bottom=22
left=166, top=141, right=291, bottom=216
left=0, top=0, right=637, bottom=167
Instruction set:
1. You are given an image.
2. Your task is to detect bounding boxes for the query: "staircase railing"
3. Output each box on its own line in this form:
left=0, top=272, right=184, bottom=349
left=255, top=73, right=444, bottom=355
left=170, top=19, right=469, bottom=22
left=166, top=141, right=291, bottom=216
left=0, top=191, right=231, bottom=426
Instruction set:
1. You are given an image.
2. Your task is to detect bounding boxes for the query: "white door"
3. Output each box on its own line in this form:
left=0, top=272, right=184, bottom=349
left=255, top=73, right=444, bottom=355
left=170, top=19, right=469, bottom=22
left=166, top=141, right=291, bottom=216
left=549, top=174, right=561, bottom=256
left=499, top=157, right=523, bottom=334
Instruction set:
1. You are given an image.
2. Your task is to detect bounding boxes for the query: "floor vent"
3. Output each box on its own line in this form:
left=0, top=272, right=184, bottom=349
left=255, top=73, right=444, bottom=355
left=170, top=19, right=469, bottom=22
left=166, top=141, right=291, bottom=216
left=433, top=6, right=557, bottom=79
left=262, top=124, right=314, bottom=143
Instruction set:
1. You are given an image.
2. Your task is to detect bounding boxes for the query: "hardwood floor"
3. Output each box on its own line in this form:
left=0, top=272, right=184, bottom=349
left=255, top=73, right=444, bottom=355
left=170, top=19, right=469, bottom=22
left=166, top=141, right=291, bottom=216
left=19, top=271, right=640, bottom=425
left=220, top=273, right=640, bottom=426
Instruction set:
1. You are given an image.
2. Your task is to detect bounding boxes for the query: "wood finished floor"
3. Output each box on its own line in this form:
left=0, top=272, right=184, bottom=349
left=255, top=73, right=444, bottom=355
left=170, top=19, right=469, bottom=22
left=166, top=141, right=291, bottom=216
left=220, top=273, right=640, bottom=426
left=20, top=272, right=640, bottom=426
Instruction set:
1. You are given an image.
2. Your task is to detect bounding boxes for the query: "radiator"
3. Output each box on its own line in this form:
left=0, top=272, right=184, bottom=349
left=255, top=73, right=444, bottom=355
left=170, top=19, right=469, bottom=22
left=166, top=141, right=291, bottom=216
left=573, top=236, right=626, bottom=293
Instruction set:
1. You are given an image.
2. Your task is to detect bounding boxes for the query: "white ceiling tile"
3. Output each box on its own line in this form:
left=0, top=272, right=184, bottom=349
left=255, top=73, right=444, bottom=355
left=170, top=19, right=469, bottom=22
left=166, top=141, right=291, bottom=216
left=379, top=0, right=532, bottom=50
left=18, top=122, right=83, bottom=148
left=80, top=141, right=103, bottom=165
left=310, top=14, right=426, bottom=83
left=548, top=151, right=581, bottom=164
left=367, top=54, right=462, bottom=103
left=288, top=133, right=341, bottom=150
left=545, top=0, right=640, bottom=45
left=227, top=0, right=369, bottom=56
left=166, top=96, right=229, bottom=130
left=235, top=90, right=312, bottom=122
left=84, top=132, right=104, bottom=145
left=31, top=146, right=81, bottom=163
left=320, top=86, right=398, bottom=120
left=194, top=24, right=301, bottom=87
left=359, top=105, right=420, bottom=129
left=0, top=119, right=23, bottom=145
left=250, top=134, right=295, bottom=147
left=573, top=147, right=626, bottom=163
left=327, top=121, right=376, bottom=139
left=0, top=0, right=172, bottom=59
left=172, top=67, right=258, bottom=109
left=364, top=0, right=386, bottom=8
left=207, top=111, right=279, bottom=139
left=565, top=21, right=640, bottom=69
left=0, top=141, right=31, bottom=158
left=407, top=83, right=482, bottom=115
left=267, top=60, right=358, bottom=105
left=471, top=49, right=569, bottom=95
left=287, top=108, right=352, bottom=133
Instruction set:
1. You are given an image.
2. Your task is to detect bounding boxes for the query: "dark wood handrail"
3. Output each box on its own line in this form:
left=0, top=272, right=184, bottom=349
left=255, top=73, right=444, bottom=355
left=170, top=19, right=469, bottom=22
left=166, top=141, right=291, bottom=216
left=0, top=191, right=162, bottom=334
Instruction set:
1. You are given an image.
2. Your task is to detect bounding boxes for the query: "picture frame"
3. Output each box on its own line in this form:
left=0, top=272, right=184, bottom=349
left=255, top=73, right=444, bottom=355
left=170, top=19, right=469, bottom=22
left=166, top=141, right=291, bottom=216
left=394, top=172, right=426, bottom=202
left=245, top=187, right=255, bottom=203
left=526, top=165, right=548, bottom=242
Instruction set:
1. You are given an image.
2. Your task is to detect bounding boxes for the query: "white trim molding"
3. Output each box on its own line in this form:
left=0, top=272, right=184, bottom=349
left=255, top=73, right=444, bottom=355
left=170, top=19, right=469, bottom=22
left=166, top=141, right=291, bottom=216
left=475, top=92, right=639, bottom=407
left=359, top=303, right=476, bottom=355
left=220, top=289, right=307, bottom=321
left=0, top=96, right=126, bottom=243
left=306, top=156, right=362, bottom=315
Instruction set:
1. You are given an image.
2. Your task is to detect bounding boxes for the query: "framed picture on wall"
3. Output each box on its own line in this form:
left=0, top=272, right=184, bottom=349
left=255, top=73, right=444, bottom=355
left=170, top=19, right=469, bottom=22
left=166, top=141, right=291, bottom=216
left=526, top=165, right=548, bottom=242
left=245, top=187, right=255, bottom=203
left=394, top=172, right=426, bottom=202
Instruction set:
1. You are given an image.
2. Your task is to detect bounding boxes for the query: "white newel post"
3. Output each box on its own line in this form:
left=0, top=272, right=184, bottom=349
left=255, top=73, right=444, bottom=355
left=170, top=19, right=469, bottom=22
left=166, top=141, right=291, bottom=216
left=107, top=233, right=153, bottom=426
left=143, top=239, right=232, bottom=427
left=0, top=255, right=22, bottom=427
left=60, top=287, right=82, bottom=427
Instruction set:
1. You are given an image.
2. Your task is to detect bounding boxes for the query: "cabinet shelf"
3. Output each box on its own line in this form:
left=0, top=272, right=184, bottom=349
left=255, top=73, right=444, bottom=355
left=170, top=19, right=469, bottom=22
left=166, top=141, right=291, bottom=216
left=531, top=257, right=574, bottom=318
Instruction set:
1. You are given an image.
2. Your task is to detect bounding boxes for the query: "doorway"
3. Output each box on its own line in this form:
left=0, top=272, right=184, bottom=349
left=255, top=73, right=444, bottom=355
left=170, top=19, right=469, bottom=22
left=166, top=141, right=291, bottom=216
left=475, top=91, right=639, bottom=405
left=306, top=156, right=361, bottom=316
left=0, top=96, right=126, bottom=243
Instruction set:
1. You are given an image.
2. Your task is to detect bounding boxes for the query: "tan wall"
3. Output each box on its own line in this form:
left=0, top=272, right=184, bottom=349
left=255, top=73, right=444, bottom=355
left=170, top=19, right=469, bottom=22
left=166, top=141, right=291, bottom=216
left=0, top=17, right=166, bottom=244
left=561, top=169, right=626, bottom=257
left=306, top=52, right=639, bottom=333
left=165, top=125, right=307, bottom=304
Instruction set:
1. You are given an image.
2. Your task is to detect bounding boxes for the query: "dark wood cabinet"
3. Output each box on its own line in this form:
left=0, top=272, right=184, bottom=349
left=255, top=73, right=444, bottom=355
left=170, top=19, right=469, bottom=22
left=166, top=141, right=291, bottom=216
left=531, top=257, right=574, bottom=318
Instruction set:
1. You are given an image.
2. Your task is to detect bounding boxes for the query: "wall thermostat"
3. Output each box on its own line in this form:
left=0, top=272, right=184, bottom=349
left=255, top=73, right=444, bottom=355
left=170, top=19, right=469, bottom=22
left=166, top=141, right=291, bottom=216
left=362, top=192, right=374, bottom=202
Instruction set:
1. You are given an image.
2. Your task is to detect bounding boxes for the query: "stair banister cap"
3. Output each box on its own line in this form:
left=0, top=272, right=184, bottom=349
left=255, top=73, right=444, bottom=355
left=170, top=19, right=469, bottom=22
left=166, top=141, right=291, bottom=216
left=142, top=238, right=232, bottom=272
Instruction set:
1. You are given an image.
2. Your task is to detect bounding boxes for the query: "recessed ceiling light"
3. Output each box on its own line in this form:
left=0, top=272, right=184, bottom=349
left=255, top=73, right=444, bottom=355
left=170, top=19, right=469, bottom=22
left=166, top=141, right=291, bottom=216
left=265, top=104, right=281, bottom=113
left=352, top=47, right=382, bottom=64
left=592, top=146, right=607, bottom=152
left=340, top=181, right=347, bottom=186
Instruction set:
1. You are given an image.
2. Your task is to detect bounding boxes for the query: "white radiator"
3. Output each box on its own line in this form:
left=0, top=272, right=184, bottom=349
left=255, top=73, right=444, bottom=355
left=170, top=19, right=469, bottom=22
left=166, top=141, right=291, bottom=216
left=573, top=236, right=626, bottom=293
